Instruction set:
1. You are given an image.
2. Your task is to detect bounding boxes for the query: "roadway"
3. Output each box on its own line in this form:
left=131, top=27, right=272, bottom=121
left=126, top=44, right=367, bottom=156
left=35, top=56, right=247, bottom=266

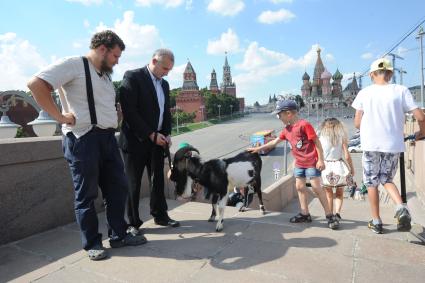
left=170, top=113, right=290, bottom=189
left=170, top=110, right=357, bottom=190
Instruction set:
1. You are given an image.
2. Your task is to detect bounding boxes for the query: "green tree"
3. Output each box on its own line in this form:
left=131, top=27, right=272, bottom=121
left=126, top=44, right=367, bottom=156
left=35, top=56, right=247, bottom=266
left=113, top=80, right=122, bottom=103
left=204, top=92, right=239, bottom=117
left=171, top=109, right=196, bottom=126
left=169, top=88, right=181, bottom=108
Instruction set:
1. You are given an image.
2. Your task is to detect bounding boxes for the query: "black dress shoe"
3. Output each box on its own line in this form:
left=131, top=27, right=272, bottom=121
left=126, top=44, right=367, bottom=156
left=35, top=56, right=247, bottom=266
left=154, top=217, right=180, bottom=227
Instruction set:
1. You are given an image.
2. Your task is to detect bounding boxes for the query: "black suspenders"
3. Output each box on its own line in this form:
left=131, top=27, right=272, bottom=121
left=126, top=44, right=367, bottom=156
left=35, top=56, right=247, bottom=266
left=82, top=56, right=97, bottom=126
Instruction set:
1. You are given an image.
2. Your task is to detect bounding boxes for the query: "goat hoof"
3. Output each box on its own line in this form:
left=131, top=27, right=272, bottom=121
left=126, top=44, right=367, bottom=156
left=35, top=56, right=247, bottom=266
left=208, top=216, right=216, bottom=222
left=239, top=206, right=247, bottom=212
left=215, top=220, right=223, bottom=232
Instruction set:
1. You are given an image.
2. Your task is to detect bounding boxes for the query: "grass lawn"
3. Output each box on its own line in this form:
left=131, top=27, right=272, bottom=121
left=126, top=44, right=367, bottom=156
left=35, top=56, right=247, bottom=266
left=171, top=114, right=246, bottom=136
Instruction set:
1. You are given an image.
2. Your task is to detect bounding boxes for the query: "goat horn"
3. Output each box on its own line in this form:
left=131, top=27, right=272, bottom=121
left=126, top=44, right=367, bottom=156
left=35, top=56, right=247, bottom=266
left=173, top=145, right=200, bottom=161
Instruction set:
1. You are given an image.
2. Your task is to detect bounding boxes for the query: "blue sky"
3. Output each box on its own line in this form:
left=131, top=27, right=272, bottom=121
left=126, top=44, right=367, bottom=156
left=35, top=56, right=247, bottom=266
left=1, top=0, right=425, bottom=105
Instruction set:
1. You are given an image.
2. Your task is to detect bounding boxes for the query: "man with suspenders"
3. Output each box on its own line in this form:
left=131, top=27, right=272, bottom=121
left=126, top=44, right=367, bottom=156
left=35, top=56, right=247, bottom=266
left=27, top=30, right=146, bottom=261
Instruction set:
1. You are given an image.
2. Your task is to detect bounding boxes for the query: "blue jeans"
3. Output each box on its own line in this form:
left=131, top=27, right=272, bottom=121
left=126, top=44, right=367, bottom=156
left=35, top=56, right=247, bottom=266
left=293, top=167, right=321, bottom=178
left=62, top=128, right=128, bottom=250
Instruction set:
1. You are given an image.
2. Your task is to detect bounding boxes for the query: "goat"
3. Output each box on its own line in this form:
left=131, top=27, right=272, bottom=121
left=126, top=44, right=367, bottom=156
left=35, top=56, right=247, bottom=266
left=169, top=145, right=265, bottom=232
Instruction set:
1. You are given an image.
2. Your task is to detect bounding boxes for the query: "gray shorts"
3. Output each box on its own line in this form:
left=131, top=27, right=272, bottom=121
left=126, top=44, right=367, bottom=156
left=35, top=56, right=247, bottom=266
left=362, top=151, right=399, bottom=188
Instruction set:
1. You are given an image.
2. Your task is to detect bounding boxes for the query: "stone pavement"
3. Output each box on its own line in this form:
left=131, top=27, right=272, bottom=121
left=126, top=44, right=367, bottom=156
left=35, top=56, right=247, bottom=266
left=2, top=117, right=425, bottom=283
left=1, top=192, right=425, bottom=283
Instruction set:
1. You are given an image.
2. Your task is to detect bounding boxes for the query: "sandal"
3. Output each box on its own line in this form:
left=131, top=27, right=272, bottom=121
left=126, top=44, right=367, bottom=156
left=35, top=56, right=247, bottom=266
left=290, top=213, right=312, bottom=223
left=87, top=244, right=107, bottom=261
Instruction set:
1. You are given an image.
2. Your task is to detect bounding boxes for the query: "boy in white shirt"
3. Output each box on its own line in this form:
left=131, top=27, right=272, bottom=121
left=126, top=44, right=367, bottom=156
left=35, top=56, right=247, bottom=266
left=352, top=58, right=425, bottom=234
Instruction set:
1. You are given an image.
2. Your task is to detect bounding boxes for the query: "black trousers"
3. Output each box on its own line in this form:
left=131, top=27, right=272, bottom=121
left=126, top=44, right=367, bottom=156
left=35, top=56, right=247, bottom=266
left=63, top=129, right=128, bottom=250
left=123, top=145, right=168, bottom=228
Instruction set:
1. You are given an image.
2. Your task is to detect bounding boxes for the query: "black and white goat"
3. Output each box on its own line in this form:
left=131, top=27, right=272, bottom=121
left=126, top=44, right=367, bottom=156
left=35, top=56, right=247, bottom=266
left=169, top=145, right=265, bottom=232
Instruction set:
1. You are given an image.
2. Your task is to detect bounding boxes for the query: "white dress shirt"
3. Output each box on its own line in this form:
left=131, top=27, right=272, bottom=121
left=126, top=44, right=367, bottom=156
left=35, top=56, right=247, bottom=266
left=147, top=65, right=165, bottom=131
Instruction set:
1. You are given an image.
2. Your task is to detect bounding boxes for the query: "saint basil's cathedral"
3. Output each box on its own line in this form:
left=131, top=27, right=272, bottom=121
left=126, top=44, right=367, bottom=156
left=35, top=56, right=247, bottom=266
left=301, top=47, right=360, bottom=110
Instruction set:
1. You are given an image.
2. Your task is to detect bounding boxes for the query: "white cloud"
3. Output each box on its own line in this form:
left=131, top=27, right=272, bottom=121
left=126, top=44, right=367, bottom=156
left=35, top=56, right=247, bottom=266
left=66, top=0, right=103, bottom=6
left=270, top=0, right=293, bottom=3
left=257, top=9, right=295, bottom=24
left=135, top=0, right=184, bottom=8
left=207, top=0, right=245, bottom=16
left=361, top=52, right=373, bottom=60
left=365, top=42, right=374, bottom=49
left=0, top=33, right=47, bottom=91
left=94, top=11, right=164, bottom=79
left=167, top=63, right=187, bottom=89
left=325, top=53, right=334, bottom=62
left=396, top=46, right=408, bottom=57
left=233, top=43, right=324, bottom=96
left=185, top=0, right=193, bottom=10
left=72, top=42, right=83, bottom=48
left=207, top=28, right=241, bottom=55
left=341, top=72, right=363, bottom=82
left=83, top=19, right=90, bottom=28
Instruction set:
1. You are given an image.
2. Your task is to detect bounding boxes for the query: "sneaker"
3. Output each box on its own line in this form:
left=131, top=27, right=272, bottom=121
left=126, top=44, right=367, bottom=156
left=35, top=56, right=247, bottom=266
left=289, top=213, right=312, bottom=223
left=368, top=220, right=383, bottom=234
left=127, top=226, right=142, bottom=236
left=395, top=207, right=412, bottom=232
left=335, top=213, right=342, bottom=221
left=327, top=214, right=339, bottom=230
left=109, top=232, right=148, bottom=248
left=87, top=244, right=107, bottom=261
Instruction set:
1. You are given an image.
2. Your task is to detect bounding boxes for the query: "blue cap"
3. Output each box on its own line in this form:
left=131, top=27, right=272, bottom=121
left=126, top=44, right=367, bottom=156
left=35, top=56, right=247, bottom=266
left=272, top=100, right=298, bottom=115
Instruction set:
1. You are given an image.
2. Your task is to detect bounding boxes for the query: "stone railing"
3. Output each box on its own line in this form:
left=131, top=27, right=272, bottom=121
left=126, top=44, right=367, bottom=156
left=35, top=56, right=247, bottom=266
left=0, top=135, right=296, bottom=245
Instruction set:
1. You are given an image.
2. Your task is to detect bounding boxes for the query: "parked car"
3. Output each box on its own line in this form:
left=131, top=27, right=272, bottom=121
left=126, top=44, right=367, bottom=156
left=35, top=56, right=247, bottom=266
left=348, top=137, right=361, bottom=148
left=350, top=132, right=360, bottom=140
left=348, top=145, right=362, bottom=153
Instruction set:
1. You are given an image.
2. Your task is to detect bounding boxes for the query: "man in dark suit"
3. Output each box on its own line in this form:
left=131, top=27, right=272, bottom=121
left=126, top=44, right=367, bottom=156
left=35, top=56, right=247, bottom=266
left=119, top=49, right=179, bottom=230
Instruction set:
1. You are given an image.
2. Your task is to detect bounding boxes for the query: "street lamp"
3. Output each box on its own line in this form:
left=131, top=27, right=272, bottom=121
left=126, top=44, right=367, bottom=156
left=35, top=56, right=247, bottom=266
left=230, top=104, right=233, bottom=118
left=322, top=98, right=327, bottom=118
left=316, top=97, right=322, bottom=123
left=315, top=98, right=319, bottom=123
left=305, top=97, right=311, bottom=117
left=217, top=104, right=221, bottom=120
left=27, top=110, right=57, bottom=137
left=0, top=96, right=20, bottom=139
left=0, top=114, right=20, bottom=139
left=200, top=105, right=205, bottom=121
left=175, top=105, right=179, bottom=134
left=417, top=26, right=425, bottom=108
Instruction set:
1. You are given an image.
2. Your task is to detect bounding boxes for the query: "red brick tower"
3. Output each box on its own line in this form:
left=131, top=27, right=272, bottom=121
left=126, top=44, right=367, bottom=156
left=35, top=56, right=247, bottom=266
left=220, top=53, right=236, bottom=97
left=176, top=61, right=206, bottom=122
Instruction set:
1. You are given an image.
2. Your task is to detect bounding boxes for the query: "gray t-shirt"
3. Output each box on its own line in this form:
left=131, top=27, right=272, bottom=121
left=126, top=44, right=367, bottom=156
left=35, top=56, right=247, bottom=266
left=36, top=56, right=118, bottom=138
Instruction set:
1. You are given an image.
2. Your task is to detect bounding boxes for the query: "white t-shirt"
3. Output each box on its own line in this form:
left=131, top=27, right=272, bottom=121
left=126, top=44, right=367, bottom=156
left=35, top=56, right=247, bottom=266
left=36, top=56, right=118, bottom=138
left=320, top=136, right=343, bottom=161
left=351, top=84, right=417, bottom=153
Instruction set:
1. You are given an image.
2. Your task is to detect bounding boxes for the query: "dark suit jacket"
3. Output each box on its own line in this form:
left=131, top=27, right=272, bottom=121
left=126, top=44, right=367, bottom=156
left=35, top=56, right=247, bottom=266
left=119, top=66, right=172, bottom=154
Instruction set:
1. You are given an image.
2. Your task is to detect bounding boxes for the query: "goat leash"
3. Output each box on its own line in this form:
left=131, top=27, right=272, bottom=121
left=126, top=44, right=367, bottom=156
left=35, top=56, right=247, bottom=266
left=165, top=142, right=173, bottom=169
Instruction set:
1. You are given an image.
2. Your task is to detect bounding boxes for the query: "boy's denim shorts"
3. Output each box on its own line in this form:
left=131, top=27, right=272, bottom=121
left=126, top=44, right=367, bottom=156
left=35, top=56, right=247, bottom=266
left=362, top=151, right=399, bottom=187
left=293, top=167, right=321, bottom=178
